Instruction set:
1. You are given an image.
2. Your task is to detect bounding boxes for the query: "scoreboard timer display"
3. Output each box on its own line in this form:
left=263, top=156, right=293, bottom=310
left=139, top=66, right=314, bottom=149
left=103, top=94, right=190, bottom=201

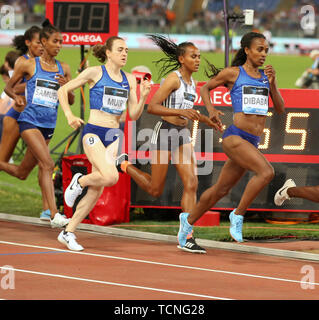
left=129, top=85, right=319, bottom=213
left=46, top=0, right=118, bottom=45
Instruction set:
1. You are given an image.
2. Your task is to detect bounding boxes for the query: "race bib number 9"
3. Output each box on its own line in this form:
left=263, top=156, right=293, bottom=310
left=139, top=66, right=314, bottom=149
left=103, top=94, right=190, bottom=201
left=242, top=86, right=269, bottom=115
left=101, top=86, right=128, bottom=115
left=32, top=78, right=60, bottom=108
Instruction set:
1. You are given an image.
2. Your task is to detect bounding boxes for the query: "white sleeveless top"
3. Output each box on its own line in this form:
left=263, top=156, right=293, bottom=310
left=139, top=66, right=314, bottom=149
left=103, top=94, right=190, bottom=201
left=162, top=70, right=196, bottom=111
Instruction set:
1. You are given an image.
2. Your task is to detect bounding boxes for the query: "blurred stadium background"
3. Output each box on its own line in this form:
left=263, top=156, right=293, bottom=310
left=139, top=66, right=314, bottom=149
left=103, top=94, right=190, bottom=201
left=1, top=0, right=318, bottom=37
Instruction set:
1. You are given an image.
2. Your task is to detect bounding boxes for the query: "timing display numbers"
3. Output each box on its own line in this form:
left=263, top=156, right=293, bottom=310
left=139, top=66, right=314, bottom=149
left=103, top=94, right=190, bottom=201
left=54, top=3, right=109, bottom=33
left=283, top=112, right=310, bottom=150
left=246, top=111, right=310, bottom=152
left=46, top=0, right=119, bottom=45
left=129, top=85, right=319, bottom=213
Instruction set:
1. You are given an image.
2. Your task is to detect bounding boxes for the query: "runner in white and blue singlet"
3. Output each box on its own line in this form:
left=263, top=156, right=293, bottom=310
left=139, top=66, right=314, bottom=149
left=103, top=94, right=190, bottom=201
left=123, top=35, right=221, bottom=254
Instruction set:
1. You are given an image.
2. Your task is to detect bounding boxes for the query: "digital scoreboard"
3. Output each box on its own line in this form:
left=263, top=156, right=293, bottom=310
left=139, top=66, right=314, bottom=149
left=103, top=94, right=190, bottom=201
left=129, top=85, right=319, bottom=213
left=46, top=0, right=119, bottom=45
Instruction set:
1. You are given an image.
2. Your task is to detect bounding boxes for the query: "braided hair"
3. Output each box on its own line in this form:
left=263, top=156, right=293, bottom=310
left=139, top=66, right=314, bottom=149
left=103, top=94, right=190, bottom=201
left=147, top=34, right=196, bottom=80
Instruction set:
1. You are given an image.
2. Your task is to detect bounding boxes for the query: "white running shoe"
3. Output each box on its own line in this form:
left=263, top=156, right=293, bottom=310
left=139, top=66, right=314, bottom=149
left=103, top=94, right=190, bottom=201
left=58, top=230, right=84, bottom=251
left=64, top=173, right=83, bottom=207
left=50, top=212, right=70, bottom=228
left=274, top=179, right=296, bottom=206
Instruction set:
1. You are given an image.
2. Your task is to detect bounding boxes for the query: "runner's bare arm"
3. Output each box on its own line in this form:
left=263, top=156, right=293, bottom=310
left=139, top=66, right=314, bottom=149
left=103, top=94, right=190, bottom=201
left=126, top=72, right=151, bottom=121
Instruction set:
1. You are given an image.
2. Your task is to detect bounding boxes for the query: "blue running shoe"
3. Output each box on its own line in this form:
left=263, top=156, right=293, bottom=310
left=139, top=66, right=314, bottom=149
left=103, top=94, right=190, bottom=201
left=229, top=209, right=244, bottom=243
left=40, top=209, right=51, bottom=221
left=178, top=212, right=193, bottom=248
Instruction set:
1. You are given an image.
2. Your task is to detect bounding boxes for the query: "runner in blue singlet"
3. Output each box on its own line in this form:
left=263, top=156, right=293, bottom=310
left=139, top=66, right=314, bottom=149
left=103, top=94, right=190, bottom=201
left=0, top=26, right=43, bottom=163
left=4, top=20, right=74, bottom=228
left=0, top=26, right=55, bottom=219
left=57, top=36, right=151, bottom=251
left=178, top=32, right=285, bottom=246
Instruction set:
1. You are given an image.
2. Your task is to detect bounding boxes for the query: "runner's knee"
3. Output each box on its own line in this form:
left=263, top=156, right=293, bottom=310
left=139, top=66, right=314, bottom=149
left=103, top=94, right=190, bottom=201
left=38, top=158, right=55, bottom=173
left=258, top=166, right=275, bottom=185
left=100, top=169, right=119, bottom=187
left=183, top=176, right=198, bottom=194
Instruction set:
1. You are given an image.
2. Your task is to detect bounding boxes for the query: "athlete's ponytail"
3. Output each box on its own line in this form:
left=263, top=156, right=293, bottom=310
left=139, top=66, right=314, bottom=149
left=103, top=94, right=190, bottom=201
left=147, top=34, right=195, bottom=80
left=92, top=36, right=124, bottom=63
left=203, top=57, right=222, bottom=80
left=204, top=32, right=266, bottom=82
left=231, top=32, right=266, bottom=66
left=40, top=19, right=60, bottom=42
left=12, top=25, right=41, bottom=55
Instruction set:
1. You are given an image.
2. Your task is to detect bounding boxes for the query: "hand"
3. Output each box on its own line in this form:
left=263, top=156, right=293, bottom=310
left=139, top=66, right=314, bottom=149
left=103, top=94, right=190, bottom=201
left=139, top=79, right=151, bottom=98
left=180, top=109, right=201, bottom=121
left=67, top=114, right=85, bottom=130
left=55, top=74, right=67, bottom=86
left=264, top=65, right=276, bottom=84
left=208, top=107, right=224, bottom=132
left=14, top=95, right=26, bottom=108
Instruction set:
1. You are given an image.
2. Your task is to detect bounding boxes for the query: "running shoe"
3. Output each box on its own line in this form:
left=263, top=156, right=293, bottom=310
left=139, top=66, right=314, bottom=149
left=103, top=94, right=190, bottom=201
left=64, top=173, right=83, bottom=207
left=115, top=153, right=129, bottom=173
left=177, top=212, right=193, bottom=248
left=274, top=179, right=296, bottom=206
left=58, top=230, right=84, bottom=251
left=177, top=237, right=206, bottom=254
left=229, top=209, right=244, bottom=243
left=50, top=212, right=70, bottom=228
left=39, top=209, right=51, bottom=221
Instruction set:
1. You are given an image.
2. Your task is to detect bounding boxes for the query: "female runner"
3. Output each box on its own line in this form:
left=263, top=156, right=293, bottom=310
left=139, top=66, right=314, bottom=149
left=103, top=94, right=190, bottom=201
left=57, top=36, right=151, bottom=250
left=178, top=32, right=285, bottom=246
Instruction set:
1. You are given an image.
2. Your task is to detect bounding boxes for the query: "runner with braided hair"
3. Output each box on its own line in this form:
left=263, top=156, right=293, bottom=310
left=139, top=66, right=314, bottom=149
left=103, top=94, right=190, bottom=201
left=123, top=34, right=222, bottom=254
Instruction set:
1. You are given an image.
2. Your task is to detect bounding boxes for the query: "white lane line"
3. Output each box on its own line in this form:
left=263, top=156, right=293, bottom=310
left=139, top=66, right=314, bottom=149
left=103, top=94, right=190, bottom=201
left=0, top=266, right=231, bottom=300
left=1, top=240, right=318, bottom=287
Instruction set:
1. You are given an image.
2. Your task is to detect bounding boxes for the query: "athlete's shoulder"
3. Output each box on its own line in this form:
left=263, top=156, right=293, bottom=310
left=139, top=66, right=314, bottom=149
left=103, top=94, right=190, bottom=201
left=161, top=71, right=180, bottom=85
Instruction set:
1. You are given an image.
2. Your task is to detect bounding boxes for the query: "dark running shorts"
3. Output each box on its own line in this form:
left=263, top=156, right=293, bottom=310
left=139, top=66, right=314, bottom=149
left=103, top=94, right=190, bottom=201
left=82, top=122, right=122, bottom=148
left=19, top=121, right=55, bottom=140
left=5, top=107, right=21, bottom=121
left=150, top=120, right=192, bottom=151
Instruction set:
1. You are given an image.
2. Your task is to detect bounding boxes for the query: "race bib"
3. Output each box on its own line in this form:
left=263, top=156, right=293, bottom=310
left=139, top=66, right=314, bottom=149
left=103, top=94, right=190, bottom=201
left=32, top=78, right=60, bottom=108
left=181, top=92, right=196, bottom=110
left=101, top=86, right=128, bottom=115
left=242, top=86, right=269, bottom=115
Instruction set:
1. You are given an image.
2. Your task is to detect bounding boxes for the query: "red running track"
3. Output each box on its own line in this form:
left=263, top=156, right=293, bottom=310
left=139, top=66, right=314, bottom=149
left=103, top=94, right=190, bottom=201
left=0, top=220, right=318, bottom=300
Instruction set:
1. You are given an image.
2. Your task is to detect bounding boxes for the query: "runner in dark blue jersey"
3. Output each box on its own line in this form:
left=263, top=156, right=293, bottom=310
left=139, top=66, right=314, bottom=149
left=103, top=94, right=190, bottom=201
left=4, top=20, right=74, bottom=228
left=178, top=32, right=285, bottom=246
left=57, top=36, right=151, bottom=250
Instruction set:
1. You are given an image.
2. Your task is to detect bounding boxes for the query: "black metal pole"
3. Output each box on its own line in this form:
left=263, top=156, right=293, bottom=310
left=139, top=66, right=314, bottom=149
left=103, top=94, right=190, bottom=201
left=50, top=45, right=85, bottom=158
left=77, top=44, right=85, bottom=154
left=223, top=0, right=229, bottom=67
